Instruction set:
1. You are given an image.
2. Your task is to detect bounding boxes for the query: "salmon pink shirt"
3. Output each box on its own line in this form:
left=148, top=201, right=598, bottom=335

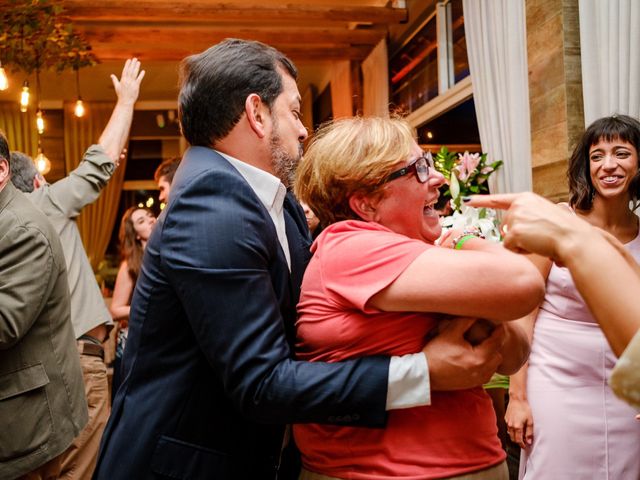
left=294, top=220, right=505, bottom=479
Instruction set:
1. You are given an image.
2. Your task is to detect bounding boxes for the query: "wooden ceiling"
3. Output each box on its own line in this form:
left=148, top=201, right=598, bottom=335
left=0, top=1, right=409, bottom=104
left=64, top=0, right=408, bottom=63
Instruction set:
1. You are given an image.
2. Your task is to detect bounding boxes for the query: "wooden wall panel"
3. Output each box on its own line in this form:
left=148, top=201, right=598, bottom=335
left=527, top=0, right=583, bottom=202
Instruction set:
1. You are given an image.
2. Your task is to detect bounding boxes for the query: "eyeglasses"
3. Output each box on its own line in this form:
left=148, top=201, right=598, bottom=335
left=383, top=151, right=434, bottom=184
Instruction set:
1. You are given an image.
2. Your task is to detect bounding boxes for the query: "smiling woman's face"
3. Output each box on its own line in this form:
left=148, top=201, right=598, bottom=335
left=368, top=141, right=446, bottom=244
left=589, top=137, right=638, bottom=201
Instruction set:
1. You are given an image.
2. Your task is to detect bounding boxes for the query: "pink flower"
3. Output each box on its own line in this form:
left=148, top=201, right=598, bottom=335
left=455, top=151, right=481, bottom=181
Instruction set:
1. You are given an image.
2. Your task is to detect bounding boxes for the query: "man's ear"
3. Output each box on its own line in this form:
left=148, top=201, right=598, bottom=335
left=33, top=174, right=45, bottom=190
left=348, top=191, right=378, bottom=221
left=245, top=93, right=268, bottom=139
left=0, top=158, right=8, bottom=185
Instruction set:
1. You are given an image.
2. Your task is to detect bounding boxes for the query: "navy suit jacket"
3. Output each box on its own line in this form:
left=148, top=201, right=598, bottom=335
left=94, top=147, right=389, bottom=479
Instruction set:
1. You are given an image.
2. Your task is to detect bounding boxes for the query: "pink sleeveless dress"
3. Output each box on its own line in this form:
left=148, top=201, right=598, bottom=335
left=520, top=231, right=640, bottom=479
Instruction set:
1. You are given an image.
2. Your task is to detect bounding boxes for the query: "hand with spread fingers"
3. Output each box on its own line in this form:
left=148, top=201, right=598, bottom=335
left=111, top=57, right=146, bottom=106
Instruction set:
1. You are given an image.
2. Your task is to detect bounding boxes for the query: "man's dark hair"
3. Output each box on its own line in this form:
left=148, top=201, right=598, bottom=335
left=9, top=151, right=38, bottom=193
left=568, top=114, right=640, bottom=210
left=154, top=157, right=181, bottom=184
left=0, top=131, right=9, bottom=164
left=178, top=38, right=297, bottom=147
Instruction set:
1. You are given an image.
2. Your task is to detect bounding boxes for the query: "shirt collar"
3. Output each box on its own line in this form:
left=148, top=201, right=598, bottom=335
left=217, top=150, right=286, bottom=212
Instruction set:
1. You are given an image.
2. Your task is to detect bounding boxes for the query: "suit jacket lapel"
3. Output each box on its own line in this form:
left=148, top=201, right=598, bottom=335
left=280, top=193, right=312, bottom=345
left=283, top=193, right=312, bottom=299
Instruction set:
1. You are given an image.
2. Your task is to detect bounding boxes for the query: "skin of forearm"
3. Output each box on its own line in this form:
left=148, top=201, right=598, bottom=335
left=497, top=323, right=530, bottom=375
left=560, top=232, right=640, bottom=356
left=507, top=310, right=536, bottom=397
left=98, top=101, right=135, bottom=162
left=110, top=304, right=130, bottom=321
left=508, top=363, right=529, bottom=401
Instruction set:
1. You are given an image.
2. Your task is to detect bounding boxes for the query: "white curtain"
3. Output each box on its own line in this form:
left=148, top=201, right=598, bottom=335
left=579, top=0, right=640, bottom=125
left=462, top=0, right=532, bottom=194
left=362, top=39, right=390, bottom=117
left=331, top=61, right=354, bottom=119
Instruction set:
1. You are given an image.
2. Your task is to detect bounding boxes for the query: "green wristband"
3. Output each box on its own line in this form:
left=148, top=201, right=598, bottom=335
left=454, top=234, right=478, bottom=250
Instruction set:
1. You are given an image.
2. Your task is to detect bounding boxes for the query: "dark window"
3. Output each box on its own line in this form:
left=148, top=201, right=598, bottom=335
left=389, top=16, right=438, bottom=114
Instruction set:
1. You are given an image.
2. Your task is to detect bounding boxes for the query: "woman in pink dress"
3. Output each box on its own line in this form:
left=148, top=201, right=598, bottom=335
left=293, top=116, right=546, bottom=480
left=506, top=115, right=640, bottom=479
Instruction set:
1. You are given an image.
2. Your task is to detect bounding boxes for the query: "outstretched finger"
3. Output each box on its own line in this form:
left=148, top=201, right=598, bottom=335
left=119, top=58, right=132, bottom=77
left=464, top=193, right=518, bottom=210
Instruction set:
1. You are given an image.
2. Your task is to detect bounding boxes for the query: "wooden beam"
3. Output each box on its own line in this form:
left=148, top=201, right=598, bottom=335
left=77, top=25, right=387, bottom=47
left=89, top=44, right=372, bottom=62
left=63, top=1, right=408, bottom=24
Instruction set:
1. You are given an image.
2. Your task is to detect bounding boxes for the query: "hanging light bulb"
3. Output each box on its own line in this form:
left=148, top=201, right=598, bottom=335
left=74, top=69, right=86, bottom=118
left=0, top=62, right=8, bottom=91
left=36, top=109, right=45, bottom=134
left=74, top=98, right=85, bottom=117
left=35, top=147, right=51, bottom=175
left=20, top=81, right=30, bottom=112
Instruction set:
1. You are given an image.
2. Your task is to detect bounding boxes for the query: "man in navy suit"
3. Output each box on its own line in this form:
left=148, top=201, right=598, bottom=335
left=94, top=39, right=505, bottom=479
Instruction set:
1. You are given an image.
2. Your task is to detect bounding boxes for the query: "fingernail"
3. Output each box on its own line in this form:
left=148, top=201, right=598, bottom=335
left=462, top=196, right=472, bottom=202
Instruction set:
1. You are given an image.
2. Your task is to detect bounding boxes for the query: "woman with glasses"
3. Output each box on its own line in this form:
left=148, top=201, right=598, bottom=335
left=293, top=116, right=545, bottom=480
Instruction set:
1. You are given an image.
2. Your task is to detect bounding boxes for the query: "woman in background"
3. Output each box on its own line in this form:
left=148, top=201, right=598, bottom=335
left=300, top=200, right=323, bottom=238
left=110, top=206, right=156, bottom=398
left=504, top=115, right=640, bottom=479
left=293, top=116, right=545, bottom=480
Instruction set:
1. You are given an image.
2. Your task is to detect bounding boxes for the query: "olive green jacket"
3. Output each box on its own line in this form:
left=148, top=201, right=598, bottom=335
left=0, top=183, right=87, bottom=480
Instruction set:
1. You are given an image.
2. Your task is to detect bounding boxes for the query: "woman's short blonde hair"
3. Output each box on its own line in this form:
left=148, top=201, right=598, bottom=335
left=294, top=116, right=415, bottom=227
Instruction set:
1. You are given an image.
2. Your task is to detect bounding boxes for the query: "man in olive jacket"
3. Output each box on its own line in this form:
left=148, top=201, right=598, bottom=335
left=0, top=131, right=87, bottom=480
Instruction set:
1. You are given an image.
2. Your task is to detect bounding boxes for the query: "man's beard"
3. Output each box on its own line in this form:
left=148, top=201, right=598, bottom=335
left=270, top=123, right=303, bottom=188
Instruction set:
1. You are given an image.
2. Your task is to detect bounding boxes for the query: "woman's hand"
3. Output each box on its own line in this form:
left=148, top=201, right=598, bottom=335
left=465, top=192, right=588, bottom=261
left=436, top=228, right=462, bottom=248
left=505, top=397, right=534, bottom=448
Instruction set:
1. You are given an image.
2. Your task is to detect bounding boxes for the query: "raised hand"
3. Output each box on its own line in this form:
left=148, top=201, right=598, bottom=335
left=111, top=58, right=145, bottom=106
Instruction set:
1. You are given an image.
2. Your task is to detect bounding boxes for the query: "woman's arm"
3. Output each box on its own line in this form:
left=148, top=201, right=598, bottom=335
left=505, top=308, right=538, bottom=448
left=368, top=238, right=546, bottom=322
left=559, top=228, right=640, bottom=355
left=467, top=192, right=640, bottom=355
left=110, top=261, right=133, bottom=322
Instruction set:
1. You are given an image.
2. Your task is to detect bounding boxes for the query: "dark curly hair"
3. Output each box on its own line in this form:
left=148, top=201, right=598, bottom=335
left=568, top=114, right=640, bottom=210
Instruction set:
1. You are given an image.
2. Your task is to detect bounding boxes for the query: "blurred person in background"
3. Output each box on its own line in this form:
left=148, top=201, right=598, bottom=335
left=109, top=206, right=156, bottom=399
left=154, top=156, right=181, bottom=205
left=0, top=131, right=87, bottom=480
left=8, top=58, right=144, bottom=479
